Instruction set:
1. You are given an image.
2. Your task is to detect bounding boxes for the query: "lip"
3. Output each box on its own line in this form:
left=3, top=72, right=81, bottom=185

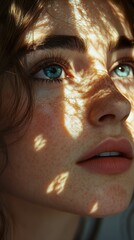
left=77, top=138, right=133, bottom=174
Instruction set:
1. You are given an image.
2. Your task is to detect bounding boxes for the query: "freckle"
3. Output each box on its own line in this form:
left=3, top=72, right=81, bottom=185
left=28, top=106, right=53, bottom=135
left=100, top=185, right=128, bottom=214
left=106, top=185, right=127, bottom=199
left=86, top=184, right=129, bottom=217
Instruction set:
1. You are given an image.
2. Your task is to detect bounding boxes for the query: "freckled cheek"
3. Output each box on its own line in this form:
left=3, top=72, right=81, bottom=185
left=28, top=101, right=65, bottom=140
left=33, top=109, right=54, bottom=131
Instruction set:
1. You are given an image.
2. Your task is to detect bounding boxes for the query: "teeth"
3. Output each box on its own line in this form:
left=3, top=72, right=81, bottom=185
left=96, top=152, right=121, bottom=157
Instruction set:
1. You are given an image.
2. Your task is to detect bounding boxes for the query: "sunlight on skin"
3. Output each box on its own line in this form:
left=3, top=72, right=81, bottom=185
left=25, top=30, right=46, bottom=47
left=108, top=0, right=132, bottom=37
left=89, top=202, right=99, bottom=214
left=64, top=113, right=83, bottom=139
left=25, top=1, right=87, bottom=45
left=70, top=0, right=119, bottom=43
left=126, top=92, right=134, bottom=141
left=112, top=71, right=134, bottom=141
left=64, top=84, right=84, bottom=139
left=69, top=0, right=120, bottom=76
left=34, top=134, right=47, bottom=152
left=24, top=10, right=52, bottom=47
left=46, top=172, right=69, bottom=195
left=86, top=32, right=119, bottom=73
left=69, top=0, right=90, bottom=41
left=68, top=1, right=134, bottom=145
left=127, top=113, right=134, bottom=139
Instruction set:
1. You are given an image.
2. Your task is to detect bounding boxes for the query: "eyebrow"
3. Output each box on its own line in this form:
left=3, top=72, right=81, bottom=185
left=27, top=35, right=87, bottom=53
left=110, top=35, right=134, bottom=52
left=23, top=34, right=133, bottom=57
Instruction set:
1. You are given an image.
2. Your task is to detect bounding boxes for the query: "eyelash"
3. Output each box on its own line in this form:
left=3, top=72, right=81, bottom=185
left=30, top=54, right=72, bottom=83
left=111, top=57, right=134, bottom=73
left=29, top=55, right=134, bottom=84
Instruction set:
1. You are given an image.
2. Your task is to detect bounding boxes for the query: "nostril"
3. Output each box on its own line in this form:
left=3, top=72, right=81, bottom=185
left=99, top=114, right=115, bottom=122
left=88, top=93, right=131, bottom=126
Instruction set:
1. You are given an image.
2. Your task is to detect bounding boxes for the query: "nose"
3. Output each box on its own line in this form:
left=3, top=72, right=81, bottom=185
left=87, top=76, right=131, bottom=126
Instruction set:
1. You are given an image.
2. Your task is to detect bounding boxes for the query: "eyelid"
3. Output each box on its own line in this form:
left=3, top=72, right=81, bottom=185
left=109, top=57, right=134, bottom=72
left=29, top=55, right=71, bottom=76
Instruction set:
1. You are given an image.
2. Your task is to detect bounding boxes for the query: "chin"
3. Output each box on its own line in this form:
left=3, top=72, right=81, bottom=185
left=88, top=203, right=129, bottom=218
left=66, top=186, right=133, bottom=218
left=86, top=188, right=132, bottom=218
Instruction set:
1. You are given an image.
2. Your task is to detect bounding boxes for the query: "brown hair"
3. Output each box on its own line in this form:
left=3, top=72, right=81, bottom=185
left=0, top=0, right=46, bottom=238
left=0, top=0, right=46, bottom=167
left=0, top=0, right=133, bottom=238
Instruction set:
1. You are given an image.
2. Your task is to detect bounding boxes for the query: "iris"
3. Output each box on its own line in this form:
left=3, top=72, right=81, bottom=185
left=43, top=65, right=62, bottom=79
left=114, top=65, right=133, bottom=77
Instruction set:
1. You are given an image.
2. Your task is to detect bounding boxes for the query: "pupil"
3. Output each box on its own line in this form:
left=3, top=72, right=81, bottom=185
left=115, top=65, right=131, bottom=77
left=45, top=65, right=62, bottom=79
left=51, top=67, right=57, bottom=74
left=119, top=66, right=125, bottom=72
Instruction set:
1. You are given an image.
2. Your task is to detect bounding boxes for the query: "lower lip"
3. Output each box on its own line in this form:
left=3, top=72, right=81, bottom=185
left=77, top=157, right=132, bottom=174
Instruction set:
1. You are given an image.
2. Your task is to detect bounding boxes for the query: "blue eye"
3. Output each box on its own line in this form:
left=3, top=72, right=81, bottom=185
left=111, top=65, right=134, bottom=78
left=43, top=65, right=63, bottom=79
left=34, top=64, right=65, bottom=81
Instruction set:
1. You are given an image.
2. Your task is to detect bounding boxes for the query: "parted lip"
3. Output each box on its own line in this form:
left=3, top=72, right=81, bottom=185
left=78, top=137, right=133, bottom=163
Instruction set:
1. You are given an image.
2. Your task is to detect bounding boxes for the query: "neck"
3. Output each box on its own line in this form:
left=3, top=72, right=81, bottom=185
left=1, top=194, right=80, bottom=240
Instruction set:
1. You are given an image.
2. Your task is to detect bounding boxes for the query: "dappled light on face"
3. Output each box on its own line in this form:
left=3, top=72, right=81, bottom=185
left=64, top=113, right=83, bottom=139
left=89, top=201, right=99, bottom=214
left=113, top=75, right=134, bottom=141
left=113, top=78, right=134, bottom=97
left=64, top=85, right=84, bottom=139
left=46, top=172, right=69, bottom=195
left=69, top=1, right=120, bottom=78
left=70, top=0, right=118, bottom=40
left=127, top=113, right=134, bottom=139
left=125, top=88, right=134, bottom=140
left=108, top=0, right=132, bottom=37
left=25, top=17, right=50, bottom=46
left=69, top=0, right=90, bottom=40
left=34, top=134, right=47, bottom=152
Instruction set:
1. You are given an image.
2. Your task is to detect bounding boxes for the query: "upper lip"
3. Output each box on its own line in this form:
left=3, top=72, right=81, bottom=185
left=78, top=137, right=133, bottom=163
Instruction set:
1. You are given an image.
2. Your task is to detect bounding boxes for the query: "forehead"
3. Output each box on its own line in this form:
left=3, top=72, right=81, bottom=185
left=25, top=0, right=132, bottom=48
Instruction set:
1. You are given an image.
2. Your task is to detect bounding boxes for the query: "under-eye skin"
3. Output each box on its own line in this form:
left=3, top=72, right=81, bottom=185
left=29, top=55, right=73, bottom=83
left=110, top=58, right=134, bottom=78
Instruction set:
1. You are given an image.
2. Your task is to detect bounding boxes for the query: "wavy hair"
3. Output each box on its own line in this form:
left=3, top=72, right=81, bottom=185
left=0, top=0, right=133, bottom=239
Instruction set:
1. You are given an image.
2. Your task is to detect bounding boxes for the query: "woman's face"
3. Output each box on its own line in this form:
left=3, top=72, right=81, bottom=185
left=0, top=0, right=134, bottom=217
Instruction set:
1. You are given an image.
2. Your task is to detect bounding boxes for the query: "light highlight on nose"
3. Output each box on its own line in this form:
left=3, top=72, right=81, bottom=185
left=87, top=77, right=131, bottom=126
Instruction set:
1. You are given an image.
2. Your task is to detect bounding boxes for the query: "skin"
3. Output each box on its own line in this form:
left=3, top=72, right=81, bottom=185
left=0, top=0, right=134, bottom=239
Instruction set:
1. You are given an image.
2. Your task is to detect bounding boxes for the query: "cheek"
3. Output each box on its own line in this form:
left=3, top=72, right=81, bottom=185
left=28, top=99, right=65, bottom=142
left=22, top=101, right=67, bottom=167
left=0, top=100, right=66, bottom=192
left=32, top=102, right=57, bottom=129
